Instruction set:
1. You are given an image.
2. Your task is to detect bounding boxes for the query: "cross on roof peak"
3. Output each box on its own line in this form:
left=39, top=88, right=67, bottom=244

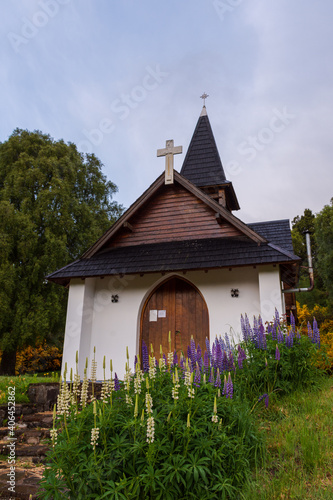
left=157, top=139, right=182, bottom=185
left=200, top=92, right=209, bottom=107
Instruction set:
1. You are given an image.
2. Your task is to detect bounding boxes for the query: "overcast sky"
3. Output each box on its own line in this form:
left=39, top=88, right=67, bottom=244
left=2, top=0, right=332, bottom=224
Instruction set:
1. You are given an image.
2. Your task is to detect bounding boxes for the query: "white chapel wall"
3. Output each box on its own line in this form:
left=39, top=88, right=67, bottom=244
left=62, top=265, right=284, bottom=380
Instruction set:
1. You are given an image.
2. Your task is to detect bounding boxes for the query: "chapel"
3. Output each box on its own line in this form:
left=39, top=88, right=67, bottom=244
left=47, top=102, right=300, bottom=379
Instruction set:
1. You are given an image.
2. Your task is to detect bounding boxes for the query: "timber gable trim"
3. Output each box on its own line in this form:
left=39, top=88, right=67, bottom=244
left=82, top=171, right=266, bottom=259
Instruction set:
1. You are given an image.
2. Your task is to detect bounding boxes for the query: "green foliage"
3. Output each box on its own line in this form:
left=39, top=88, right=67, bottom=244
left=244, top=376, right=333, bottom=499
left=291, top=208, right=316, bottom=266
left=39, top=368, right=262, bottom=499
left=38, top=313, right=324, bottom=500
left=315, top=198, right=333, bottom=306
left=0, top=129, right=123, bottom=374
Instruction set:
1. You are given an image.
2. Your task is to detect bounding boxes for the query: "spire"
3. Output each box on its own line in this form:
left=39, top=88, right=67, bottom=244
left=180, top=105, right=240, bottom=211
left=180, top=108, right=227, bottom=188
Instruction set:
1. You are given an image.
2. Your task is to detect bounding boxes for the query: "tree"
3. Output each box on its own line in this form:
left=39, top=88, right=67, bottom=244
left=291, top=208, right=316, bottom=267
left=291, top=208, right=327, bottom=309
left=0, top=129, right=123, bottom=374
left=315, top=198, right=333, bottom=307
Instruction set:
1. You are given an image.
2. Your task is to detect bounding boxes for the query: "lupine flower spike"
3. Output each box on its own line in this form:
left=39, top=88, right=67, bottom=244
left=212, top=396, right=218, bottom=423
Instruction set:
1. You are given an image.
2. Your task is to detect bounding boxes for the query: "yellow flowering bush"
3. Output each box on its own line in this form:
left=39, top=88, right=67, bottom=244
left=297, top=302, right=333, bottom=371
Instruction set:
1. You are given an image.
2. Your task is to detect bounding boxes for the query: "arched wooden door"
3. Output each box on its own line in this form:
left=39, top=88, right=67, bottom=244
left=140, top=277, right=209, bottom=357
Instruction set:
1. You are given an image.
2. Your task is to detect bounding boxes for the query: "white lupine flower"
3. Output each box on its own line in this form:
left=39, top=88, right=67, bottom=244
left=146, top=416, right=155, bottom=443
left=159, top=356, right=166, bottom=372
left=123, top=369, right=132, bottom=385
left=57, top=378, right=71, bottom=416
left=91, top=427, right=100, bottom=449
left=167, top=352, right=174, bottom=367
left=90, top=359, right=97, bottom=384
left=184, top=369, right=191, bottom=387
left=126, top=394, right=133, bottom=406
left=212, top=397, right=218, bottom=423
left=80, top=370, right=89, bottom=408
left=101, top=379, right=110, bottom=403
left=188, top=386, right=195, bottom=399
left=148, top=357, right=156, bottom=380
left=145, top=393, right=153, bottom=414
left=50, top=428, right=58, bottom=447
left=172, top=372, right=180, bottom=400
left=134, top=369, right=144, bottom=394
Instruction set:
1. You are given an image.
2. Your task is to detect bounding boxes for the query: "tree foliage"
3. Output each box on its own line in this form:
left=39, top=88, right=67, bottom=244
left=315, top=198, right=333, bottom=305
left=0, top=129, right=123, bottom=374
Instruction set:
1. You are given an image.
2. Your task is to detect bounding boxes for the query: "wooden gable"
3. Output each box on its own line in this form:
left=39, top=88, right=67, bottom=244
left=83, top=172, right=266, bottom=258
left=107, top=183, right=243, bottom=249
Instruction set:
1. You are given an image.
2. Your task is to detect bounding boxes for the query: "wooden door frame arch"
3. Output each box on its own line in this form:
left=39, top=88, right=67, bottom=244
left=137, top=273, right=210, bottom=358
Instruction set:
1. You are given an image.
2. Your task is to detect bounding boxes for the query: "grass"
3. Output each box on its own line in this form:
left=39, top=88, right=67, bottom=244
left=0, top=372, right=59, bottom=404
left=246, top=375, right=333, bottom=499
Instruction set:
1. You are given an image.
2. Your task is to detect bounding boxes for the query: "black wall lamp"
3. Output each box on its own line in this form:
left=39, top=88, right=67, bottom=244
left=111, top=294, right=119, bottom=303
left=231, top=288, right=239, bottom=298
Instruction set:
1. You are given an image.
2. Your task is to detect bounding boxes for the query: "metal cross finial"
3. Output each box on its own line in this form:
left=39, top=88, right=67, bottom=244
left=200, top=93, right=209, bottom=106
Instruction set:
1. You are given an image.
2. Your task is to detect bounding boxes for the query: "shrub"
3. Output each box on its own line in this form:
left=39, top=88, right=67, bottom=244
left=39, top=312, right=323, bottom=500
left=297, top=302, right=333, bottom=371
left=15, top=342, right=62, bottom=375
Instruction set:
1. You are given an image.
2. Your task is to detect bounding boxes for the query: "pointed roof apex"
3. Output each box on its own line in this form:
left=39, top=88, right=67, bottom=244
left=180, top=108, right=227, bottom=187
left=200, top=105, right=207, bottom=117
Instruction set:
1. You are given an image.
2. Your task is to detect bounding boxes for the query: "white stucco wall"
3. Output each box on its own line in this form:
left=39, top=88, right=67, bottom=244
left=61, top=265, right=284, bottom=380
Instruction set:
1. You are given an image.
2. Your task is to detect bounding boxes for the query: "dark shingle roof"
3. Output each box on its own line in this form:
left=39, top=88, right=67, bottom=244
left=47, top=220, right=300, bottom=285
left=180, top=111, right=227, bottom=187
left=248, top=220, right=294, bottom=254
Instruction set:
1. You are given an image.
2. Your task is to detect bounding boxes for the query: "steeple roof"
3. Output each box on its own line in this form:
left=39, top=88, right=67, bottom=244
left=180, top=106, right=227, bottom=187
left=180, top=106, right=240, bottom=211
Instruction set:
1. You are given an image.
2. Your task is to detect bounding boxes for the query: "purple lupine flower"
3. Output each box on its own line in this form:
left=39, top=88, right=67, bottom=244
left=225, top=373, right=233, bottom=399
left=194, top=366, right=201, bottom=387
left=241, top=314, right=248, bottom=342
left=190, top=338, right=196, bottom=366
left=267, top=322, right=273, bottom=339
left=155, top=358, right=159, bottom=368
left=173, top=350, right=178, bottom=366
left=312, top=317, right=320, bottom=347
left=275, top=308, right=280, bottom=325
left=275, top=345, right=280, bottom=361
left=258, top=393, right=269, bottom=408
left=114, top=373, right=120, bottom=391
left=204, top=351, right=210, bottom=372
left=214, top=368, right=221, bottom=388
left=205, top=337, right=211, bottom=360
left=197, top=344, right=203, bottom=370
left=307, top=322, right=313, bottom=340
left=237, top=346, right=246, bottom=369
left=187, top=345, right=192, bottom=361
left=290, top=311, right=296, bottom=334
left=277, top=325, right=284, bottom=344
left=209, top=368, right=215, bottom=385
left=142, top=341, right=149, bottom=373
left=222, top=375, right=227, bottom=396
left=212, top=343, right=216, bottom=368
left=180, top=355, right=185, bottom=371
left=163, top=353, right=167, bottom=366
left=224, top=334, right=232, bottom=353
left=134, top=355, right=138, bottom=372
left=245, top=314, right=253, bottom=342
left=285, top=330, right=293, bottom=348
left=222, top=351, right=228, bottom=372
left=259, top=323, right=267, bottom=350
left=216, top=342, right=222, bottom=372
left=228, top=352, right=234, bottom=371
